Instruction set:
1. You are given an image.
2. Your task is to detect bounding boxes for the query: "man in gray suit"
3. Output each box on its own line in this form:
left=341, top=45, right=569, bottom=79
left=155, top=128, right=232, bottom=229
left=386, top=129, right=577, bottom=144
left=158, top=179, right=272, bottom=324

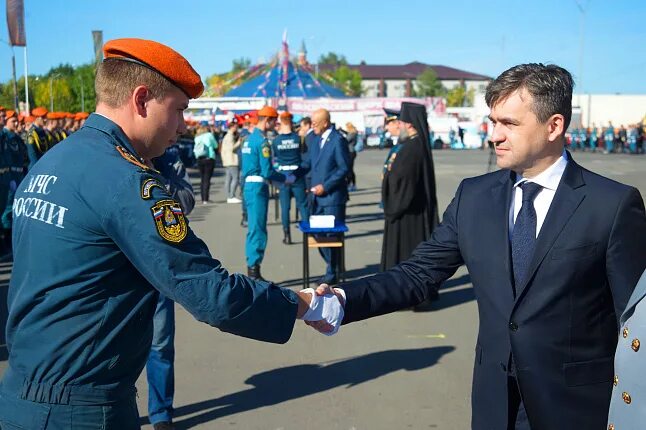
left=608, top=269, right=646, bottom=430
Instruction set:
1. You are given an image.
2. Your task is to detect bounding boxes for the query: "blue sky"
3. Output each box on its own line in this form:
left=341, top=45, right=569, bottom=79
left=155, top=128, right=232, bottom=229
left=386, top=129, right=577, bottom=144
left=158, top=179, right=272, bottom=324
left=0, top=0, right=644, bottom=93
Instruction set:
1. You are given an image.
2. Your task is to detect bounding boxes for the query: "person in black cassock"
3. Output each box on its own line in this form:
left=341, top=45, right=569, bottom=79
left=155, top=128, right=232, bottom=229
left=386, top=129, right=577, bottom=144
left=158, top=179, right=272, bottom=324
left=380, top=102, right=439, bottom=271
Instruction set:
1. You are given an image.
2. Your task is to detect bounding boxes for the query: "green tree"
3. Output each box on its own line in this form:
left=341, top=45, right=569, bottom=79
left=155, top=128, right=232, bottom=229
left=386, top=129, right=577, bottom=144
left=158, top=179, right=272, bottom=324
left=332, top=65, right=363, bottom=96
left=446, top=85, right=475, bottom=107
left=318, top=52, right=348, bottom=66
left=232, top=57, right=251, bottom=72
left=414, top=68, right=446, bottom=97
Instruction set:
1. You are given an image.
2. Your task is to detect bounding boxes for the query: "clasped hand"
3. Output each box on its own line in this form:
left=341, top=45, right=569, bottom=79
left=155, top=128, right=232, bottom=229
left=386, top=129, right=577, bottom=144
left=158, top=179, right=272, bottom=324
left=299, top=284, right=345, bottom=336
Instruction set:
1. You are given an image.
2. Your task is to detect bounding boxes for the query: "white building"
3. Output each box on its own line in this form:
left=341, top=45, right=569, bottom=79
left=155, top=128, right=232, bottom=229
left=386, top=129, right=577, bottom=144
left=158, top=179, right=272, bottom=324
left=319, top=61, right=491, bottom=98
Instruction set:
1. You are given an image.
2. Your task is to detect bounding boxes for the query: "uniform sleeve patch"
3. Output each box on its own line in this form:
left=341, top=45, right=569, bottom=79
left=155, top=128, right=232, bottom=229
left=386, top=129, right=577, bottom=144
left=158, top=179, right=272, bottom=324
left=141, top=178, right=166, bottom=200
left=262, top=145, right=271, bottom=158
left=150, top=199, right=188, bottom=243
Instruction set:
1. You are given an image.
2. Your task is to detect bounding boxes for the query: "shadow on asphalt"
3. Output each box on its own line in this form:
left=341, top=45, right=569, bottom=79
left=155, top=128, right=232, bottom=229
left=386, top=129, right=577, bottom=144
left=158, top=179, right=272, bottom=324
left=278, top=264, right=382, bottom=288
left=140, top=346, right=455, bottom=429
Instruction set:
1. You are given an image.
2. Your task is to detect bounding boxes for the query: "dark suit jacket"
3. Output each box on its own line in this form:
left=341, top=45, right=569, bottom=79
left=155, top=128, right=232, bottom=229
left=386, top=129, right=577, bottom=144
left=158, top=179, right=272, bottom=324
left=296, top=127, right=350, bottom=207
left=341, top=156, right=646, bottom=429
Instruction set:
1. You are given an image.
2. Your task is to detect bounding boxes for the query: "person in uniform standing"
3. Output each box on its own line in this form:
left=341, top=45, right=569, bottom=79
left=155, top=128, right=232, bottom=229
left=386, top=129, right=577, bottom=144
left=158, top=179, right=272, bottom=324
left=25, top=107, right=51, bottom=169
left=608, top=269, right=646, bottom=430
left=0, top=38, right=342, bottom=430
left=1, top=110, right=27, bottom=255
left=272, top=111, right=309, bottom=244
left=380, top=102, right=439, bottom=272
left=240, top=105, right=288, bottom=280
left=146, top=143, right=195, bottom=430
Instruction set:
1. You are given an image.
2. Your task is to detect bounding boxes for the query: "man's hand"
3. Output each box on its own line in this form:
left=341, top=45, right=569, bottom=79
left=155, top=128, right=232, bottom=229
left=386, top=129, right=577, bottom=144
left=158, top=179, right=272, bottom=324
left=310, top=184, right=325, bottom=196
left=297, top=287, right=344, bottom=335
left=284, top=174, right=296, bottom=185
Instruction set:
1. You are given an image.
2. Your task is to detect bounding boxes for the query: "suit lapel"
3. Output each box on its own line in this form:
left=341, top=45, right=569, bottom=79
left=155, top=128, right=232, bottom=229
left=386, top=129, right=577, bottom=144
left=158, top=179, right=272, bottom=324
left=514, top=157, right=586, bottom=301
left=490, top=171, right=516, bottom=308
left=314, top=130, right=333, bottom=166
left=621, top=271, right=646, bottom=325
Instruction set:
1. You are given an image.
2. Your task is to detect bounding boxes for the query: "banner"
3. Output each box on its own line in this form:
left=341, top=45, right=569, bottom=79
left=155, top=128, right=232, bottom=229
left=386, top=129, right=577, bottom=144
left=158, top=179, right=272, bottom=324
left=6, top=0, right=26, bottom=46
left=92, top=30, right=103, bottom=64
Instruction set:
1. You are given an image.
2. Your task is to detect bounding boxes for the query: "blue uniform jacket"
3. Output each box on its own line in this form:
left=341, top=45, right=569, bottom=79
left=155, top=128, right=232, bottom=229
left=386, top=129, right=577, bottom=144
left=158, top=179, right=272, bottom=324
left=3, top=114, right=298, bottom=403
left=295, top=127, right=350, bottom=207
left=240, top=128, right=285, bottom=182
left=272, top=132, right=302, bottom=168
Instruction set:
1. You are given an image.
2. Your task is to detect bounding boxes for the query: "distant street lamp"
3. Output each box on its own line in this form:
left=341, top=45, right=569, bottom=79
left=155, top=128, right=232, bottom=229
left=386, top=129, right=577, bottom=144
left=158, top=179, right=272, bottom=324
left=574, top=0, right=590, bottom=126
left=0, top=38, right=19, bottom=111
left=49, top=73, right=61, bottom=112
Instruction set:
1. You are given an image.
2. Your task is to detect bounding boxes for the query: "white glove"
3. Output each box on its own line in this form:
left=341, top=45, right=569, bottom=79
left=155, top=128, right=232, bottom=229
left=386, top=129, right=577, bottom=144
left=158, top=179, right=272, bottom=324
left=299, top=288, right=344, bottom=336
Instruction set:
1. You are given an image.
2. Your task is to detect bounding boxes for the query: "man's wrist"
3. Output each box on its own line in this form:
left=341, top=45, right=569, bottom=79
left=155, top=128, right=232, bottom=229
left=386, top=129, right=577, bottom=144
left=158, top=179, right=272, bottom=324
left=296, top=290, right=312, bottom=319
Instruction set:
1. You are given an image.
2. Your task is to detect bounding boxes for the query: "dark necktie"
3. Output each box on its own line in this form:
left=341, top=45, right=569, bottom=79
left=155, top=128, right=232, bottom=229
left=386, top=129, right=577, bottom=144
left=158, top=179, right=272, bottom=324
left=511, top=181, right=543, bottom=289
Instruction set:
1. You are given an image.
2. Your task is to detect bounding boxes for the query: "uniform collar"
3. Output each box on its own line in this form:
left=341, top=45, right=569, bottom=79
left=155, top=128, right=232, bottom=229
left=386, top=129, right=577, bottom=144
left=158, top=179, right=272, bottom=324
left=83, top=113, right=144, bottom=161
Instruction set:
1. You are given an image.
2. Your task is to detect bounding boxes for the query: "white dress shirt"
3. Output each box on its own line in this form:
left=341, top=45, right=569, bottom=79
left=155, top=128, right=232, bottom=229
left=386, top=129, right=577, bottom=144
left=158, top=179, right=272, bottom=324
left=509, top=151, right=568, bottom=238
left=319, top=128, right=332, bottom=149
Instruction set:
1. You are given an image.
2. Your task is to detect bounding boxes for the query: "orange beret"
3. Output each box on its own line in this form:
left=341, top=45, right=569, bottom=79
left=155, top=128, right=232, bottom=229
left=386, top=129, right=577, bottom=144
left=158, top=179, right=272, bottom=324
left=279, top=111, right=293, bottom=120
left=103, top=38, right=204, bottom=99
left=5, top=110, right=15, bottom=119
left=74, top=112, right=90, bottom=120
left=257, top=106, right=278, bottom=118
left=0, top=106, right=5, bottom=112
left=32, top=107, right=48, bottom=117
left=24, top=115, right=35, bottom=123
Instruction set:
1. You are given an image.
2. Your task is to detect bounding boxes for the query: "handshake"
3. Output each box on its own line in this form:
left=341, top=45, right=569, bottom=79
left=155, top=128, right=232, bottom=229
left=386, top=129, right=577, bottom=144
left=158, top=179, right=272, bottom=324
left=297, top=284, right=345, bottom=336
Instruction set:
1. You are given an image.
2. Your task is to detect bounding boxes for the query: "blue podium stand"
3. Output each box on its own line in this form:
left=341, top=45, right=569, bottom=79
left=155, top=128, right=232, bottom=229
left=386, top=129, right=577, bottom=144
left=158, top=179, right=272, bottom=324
left=297, top=221, right=348, bottom=288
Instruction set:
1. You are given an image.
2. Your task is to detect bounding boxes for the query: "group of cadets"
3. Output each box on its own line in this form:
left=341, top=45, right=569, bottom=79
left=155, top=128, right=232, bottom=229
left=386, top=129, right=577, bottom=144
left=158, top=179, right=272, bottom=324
left=236, top=106, right=309, bottom=280
left=567, top=122, right=645, bottom=154
left=0, top=105, right=89, bottom=255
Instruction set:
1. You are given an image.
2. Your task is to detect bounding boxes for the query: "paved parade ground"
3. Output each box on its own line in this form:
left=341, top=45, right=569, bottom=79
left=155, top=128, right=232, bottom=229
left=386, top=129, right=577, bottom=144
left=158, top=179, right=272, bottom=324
left=1, top=149, right=644, bottom=429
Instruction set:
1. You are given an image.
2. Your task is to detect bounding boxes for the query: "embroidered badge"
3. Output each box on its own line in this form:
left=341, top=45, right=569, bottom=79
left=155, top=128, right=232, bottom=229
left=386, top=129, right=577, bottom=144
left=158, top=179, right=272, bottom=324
left=116, top=145, right=153, bottom=171
left=150, top=199, right=188, bottom=243
left=141, top=178, right=166, bottom=200
left=262, top=145, right=271, bottom=158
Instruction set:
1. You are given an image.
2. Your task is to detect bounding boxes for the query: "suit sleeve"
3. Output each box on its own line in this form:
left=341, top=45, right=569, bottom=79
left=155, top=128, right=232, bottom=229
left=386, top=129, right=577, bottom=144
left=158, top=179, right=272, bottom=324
left=341, top=181, right=466, bottom=323
left=322, top=135, right=350, bottom=193
left=606, top=187, right=646, bottom=318
left=102, top=170, right=298, bottom=344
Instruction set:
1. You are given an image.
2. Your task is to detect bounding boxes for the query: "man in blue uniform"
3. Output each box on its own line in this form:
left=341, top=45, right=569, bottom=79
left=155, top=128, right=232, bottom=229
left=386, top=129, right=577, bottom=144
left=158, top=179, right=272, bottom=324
left=273, top=111, right=309, bottom=244
left=146, top=144, right=195, bottom=430
left=240, top=105, right=287, bottom=280
left=0, top=110, right=27, bottom=256
left=25, top=107, right=51, bottom=169
left=0, top=38, right=342, bottom=430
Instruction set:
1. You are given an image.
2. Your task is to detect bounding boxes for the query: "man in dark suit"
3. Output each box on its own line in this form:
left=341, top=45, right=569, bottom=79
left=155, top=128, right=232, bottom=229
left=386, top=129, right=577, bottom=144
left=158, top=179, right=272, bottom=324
left=292, top=108, right=350, bottom=284
left=310, top=64, right=646, bottom=429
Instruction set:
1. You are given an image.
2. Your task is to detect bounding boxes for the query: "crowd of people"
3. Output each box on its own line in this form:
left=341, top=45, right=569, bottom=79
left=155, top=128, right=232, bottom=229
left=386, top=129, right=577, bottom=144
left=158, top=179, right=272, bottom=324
left=566, top=122, right=645, bottom=154
left=0, top=107, right=90, bottom=258
left=0, top=35, right=645, bottom=430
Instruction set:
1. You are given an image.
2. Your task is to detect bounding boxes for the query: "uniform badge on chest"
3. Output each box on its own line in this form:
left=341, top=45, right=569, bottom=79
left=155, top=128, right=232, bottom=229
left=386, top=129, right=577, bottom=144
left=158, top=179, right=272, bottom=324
left=150, top=199, right=188, bottom=243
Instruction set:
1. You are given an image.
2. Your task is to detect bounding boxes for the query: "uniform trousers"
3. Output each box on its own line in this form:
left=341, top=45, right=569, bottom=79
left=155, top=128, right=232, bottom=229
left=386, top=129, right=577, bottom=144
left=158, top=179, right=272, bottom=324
left=244, top=182, right=269, bottom=266
left=278, top=180, right=309, bottom=230
left=0, top=390, right=139, bottom=429
left=146, top=293, right=175, bottom=425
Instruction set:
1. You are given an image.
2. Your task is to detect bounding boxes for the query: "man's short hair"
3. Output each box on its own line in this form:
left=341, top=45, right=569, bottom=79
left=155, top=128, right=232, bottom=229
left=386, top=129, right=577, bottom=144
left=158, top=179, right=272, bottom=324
left=485, top=63, right=573, bottom=130
left=300, top=117, right=311, bottom=127
left=95, top=60, right=176, bottom=108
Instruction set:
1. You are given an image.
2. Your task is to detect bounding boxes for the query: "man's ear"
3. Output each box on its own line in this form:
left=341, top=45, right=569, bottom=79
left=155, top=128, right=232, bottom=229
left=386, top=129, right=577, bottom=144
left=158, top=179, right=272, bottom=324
left=547, top=114, right=566, bottom=142
left=132, top=86, right=149, bottom=118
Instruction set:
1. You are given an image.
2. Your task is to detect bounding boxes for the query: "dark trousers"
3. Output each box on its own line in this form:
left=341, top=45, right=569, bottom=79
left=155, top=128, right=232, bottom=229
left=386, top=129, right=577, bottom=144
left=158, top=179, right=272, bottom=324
left=347, top=152, right=357, bottom=187
left=197, top=158, right=214, bottom=202
left=507, top=376, right=530, bottom=430
left=278, top=181, right=309, bottom=230
left=312, top=202, right=345, bottom=278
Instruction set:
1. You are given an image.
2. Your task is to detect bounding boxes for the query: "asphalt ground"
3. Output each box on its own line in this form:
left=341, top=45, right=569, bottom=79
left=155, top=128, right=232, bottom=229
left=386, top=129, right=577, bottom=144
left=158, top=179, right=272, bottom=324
left=0, top=148, right=644, bottom=429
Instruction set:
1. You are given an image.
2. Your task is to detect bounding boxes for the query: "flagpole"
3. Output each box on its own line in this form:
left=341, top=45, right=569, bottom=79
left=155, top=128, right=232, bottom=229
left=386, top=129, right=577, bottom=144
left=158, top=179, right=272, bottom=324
left=23, top=45, right=29, bottom=114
